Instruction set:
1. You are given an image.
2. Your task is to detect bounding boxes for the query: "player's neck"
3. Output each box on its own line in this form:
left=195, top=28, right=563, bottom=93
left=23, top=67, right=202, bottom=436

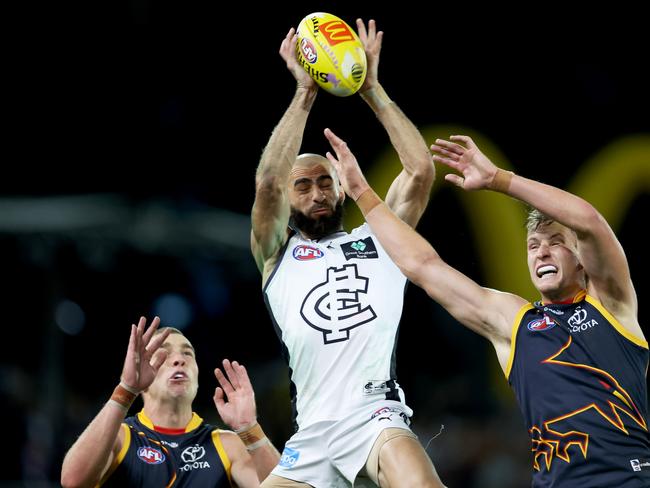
left=301, top=227, right=345, bottom=241
left=540, top=287, right=586, bottom=305
left=143, top=400, right=193, bottom=430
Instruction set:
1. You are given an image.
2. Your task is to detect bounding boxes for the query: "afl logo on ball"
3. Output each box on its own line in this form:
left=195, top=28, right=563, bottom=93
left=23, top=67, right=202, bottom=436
left=300, top=38, right=318, bottom=63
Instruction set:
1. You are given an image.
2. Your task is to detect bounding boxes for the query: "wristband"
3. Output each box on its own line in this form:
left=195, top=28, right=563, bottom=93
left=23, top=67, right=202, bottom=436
left=355, top=188, right=383, bottom=216
left=235, top=422, right=267, bottom=450
left=489, top=168, right=514, bottom=193
left=110, top=383, right=138, bottom=409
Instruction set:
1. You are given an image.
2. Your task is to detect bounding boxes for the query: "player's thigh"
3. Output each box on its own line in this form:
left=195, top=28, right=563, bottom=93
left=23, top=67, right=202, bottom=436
left=376, top=430, right=445, bottom=488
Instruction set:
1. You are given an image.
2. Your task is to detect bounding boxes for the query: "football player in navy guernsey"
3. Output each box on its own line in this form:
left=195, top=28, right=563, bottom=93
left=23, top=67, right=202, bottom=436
left=61, top=317, right=280, bottom=487
left=324, top=127, right=650, bottom=487
left=252, top=19, right=445, bottom=488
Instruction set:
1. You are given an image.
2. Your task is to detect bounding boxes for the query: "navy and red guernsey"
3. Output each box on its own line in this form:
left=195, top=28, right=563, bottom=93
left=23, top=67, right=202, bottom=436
left=507, top=291, right=650, bottom=487
left=99, top=411, right=232, bottom=487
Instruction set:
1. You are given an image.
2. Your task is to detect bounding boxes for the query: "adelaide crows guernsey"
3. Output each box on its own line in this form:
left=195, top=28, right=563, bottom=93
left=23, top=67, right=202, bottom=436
left=264, top=224, right=409, bottom=431
left=99, top=411, right=232, bottom=487
left=507, top=291, right=650, bottom=487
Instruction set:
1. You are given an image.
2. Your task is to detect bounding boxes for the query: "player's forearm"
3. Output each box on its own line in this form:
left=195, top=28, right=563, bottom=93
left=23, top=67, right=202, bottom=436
left=361, top=84, right=433, bottom=181
left=249, top=442, right=281, bottom=482
left=256, top=86, right=317, bottom=186
left=361, top=188, right=515, bottom=343
left=499, top=171, right=601, bottom=236
left=235, top=421, right=281, bottom=482
left=358, top=189, right=439, bottom=280
left=61, top=402, right=126, bottom=487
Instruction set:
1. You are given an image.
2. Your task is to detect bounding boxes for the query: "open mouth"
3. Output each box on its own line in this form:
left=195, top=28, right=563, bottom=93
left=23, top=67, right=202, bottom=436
left=170, top=371, right=188, bottom=382
left=536, top=264, right=558, bottom=279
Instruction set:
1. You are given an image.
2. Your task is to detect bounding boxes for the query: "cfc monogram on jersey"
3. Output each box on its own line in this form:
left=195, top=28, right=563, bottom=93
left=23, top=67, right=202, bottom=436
left=264, top=224, right=409, bottom=430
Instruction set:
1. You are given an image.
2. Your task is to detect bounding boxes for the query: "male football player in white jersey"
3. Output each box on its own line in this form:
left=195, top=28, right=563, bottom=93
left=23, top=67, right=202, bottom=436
left=252, top=19, right=445, bottom=488
left=323, top=128, right=650, bottom=488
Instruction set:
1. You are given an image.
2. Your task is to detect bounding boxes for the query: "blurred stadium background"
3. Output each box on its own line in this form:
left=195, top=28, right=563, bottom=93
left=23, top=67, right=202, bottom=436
left=3, top=1, right=648, bottom=486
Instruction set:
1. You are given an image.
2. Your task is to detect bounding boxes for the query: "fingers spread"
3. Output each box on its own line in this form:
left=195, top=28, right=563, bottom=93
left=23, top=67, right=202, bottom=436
left=214, top=367, right=235, bottom=395
left=145, top=327, right=171, bottom=358
left=222, top=359, right=241, bottom=390
left=433, top=139, right=465, bottom=155
left=150, top=349, right=168, bottom=372
left=213, top=386, right=225, bottom=406
left=356, top=19, right=367, bottom=42
left=449, top=135, right=475, bottom=149
left=431, top=145, right=460, bottom=160
left=142, top=316, right=160, bottom=345
left=432, top=154, right=461, bottom=171
left=232, top=361, right=252, bottom=393
left=324, top=128, right=348, bottom=154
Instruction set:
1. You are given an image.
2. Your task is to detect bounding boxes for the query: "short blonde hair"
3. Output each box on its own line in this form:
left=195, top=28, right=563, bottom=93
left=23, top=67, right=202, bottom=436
left=526, top=208, right=554, bottom=234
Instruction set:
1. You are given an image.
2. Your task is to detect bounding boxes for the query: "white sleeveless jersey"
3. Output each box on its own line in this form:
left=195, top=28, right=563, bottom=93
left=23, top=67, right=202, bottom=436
left=264, top=224, right=409, bottom=430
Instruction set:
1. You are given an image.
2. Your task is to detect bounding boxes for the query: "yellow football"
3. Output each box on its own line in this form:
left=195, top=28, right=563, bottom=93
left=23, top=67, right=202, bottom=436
left=296, top=12, right=367, bottom=97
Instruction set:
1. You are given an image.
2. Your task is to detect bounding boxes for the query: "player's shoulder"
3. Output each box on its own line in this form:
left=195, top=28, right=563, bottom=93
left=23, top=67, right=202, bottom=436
left=349, top=223, right=371, bottom=236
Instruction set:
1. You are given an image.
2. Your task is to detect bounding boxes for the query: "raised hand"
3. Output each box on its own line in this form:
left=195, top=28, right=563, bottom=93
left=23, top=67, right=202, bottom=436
left=324, top=128, right=369, bottom=200
left=120, top=316, right=170, bottom=392
left=279, top=27, right=317, bottom=90
left=213, top=359, right=257, bottom=431
left=431, top=135, right=499, bottom=191
left=356, top=19, right=383, bottom=92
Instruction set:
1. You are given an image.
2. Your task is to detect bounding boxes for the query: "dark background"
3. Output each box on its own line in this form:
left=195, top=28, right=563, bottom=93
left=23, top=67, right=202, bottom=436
left=2, top=1, right=648, bottom=486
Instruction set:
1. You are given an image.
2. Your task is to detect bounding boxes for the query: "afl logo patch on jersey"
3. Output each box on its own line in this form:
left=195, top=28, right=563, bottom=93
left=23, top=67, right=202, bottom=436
left=527, top=315, right=556, bottom=332
left=293, top=245, right=324, bottom=261
left=137, top=446, right=166, bottom=464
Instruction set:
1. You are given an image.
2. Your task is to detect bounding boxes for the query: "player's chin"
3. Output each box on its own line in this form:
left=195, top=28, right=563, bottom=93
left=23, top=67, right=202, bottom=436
left=535, top=277, right=561, bottom=295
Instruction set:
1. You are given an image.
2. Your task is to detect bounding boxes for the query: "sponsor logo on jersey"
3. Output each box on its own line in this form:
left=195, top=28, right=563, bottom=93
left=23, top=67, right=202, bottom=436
left=340, top=237, right=378, bottom=260
left=567, top=306, right=599, bottom=333
left=543, top=306, right=565, bottom=315
left=279, top=447, right=300, bottom=468
left=181, top=445, right=205, bottom=463
left=364, top=380, right=389, bottom=395
left=527, top=315, right=556, bottom=332
left=370, top=406, right=410, bottom=425
left=630, top=458, right=650, bottom=472
left=293, top=245, right=324, bottom=261
left=137, top=446, right=165, bottom=464
left=179, top=444, right=210, bottom=471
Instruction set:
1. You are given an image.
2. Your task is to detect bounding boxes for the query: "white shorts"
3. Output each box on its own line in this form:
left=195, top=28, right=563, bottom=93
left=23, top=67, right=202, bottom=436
left=271, top=400, right=414, bottom=488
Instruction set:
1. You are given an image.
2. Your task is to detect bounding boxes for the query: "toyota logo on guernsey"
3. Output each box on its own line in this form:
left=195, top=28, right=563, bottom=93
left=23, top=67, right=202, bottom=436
left=293, top=245, right=323, bottom=261
left=181, top=445, right=205, bottom=463
left=527, top=315, right=556, bottom=332
left=137, top=446, right=165, bottom=464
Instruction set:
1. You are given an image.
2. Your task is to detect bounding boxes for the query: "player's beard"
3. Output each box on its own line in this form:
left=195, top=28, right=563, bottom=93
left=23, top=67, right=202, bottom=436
left=290, top=201, right=344, bottom=239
